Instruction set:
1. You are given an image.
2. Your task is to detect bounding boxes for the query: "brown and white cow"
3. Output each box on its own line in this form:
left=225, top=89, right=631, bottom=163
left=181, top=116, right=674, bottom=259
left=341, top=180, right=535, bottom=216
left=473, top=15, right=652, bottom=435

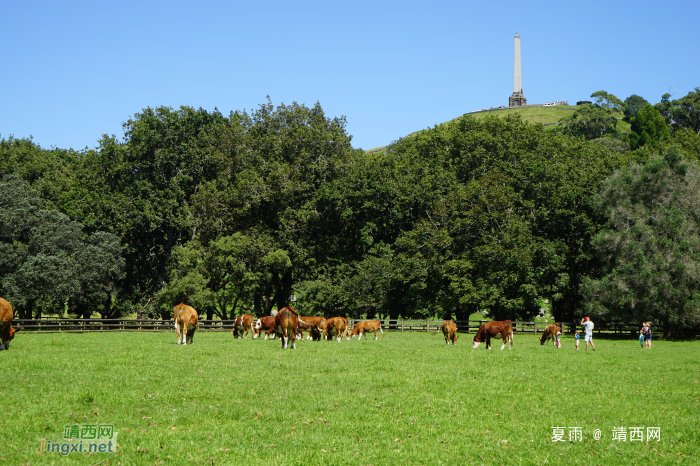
left=253, top=315, right=278, bottom=340
left=232, top=314, right=257, bottom=339
left=350, top=320, right=384, bottom=341
left=173, top=303, right=198, bottom=345
left=297, top=316, right=326, bottom=341
left=472, top=320, right=513, bottom=350
left=324, top=317, right=350, bottom=342
left=275, top=306, right=301, bottom=349
left=441, top=320, right=458, bottom=345
left=539, top=323, right=560, bottom=346
left=0, top=298, right=21, bottom=350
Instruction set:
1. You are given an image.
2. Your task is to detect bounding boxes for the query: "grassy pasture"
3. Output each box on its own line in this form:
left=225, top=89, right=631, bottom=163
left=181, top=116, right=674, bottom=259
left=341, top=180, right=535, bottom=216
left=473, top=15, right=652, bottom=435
left=3, top=331, right=698, bottom=465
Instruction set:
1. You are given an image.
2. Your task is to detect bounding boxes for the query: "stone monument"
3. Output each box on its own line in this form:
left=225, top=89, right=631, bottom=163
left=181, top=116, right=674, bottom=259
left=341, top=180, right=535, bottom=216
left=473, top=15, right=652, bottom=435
left=508, top=31, right=527, bottom=107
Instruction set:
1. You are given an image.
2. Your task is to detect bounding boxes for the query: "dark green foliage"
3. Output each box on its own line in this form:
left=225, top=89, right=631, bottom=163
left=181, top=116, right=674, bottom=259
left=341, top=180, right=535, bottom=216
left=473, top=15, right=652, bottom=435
left=670, top=87, right=700, bottom=134
left=582, top=146, right=700, bottom=334
left=557, top=104, right=623, bottom=141
left=590, top=90, right=624, bottom=111
left=0, top=176, right=124, bottom=318
left=629, top=104, right=670, bottom=150
left=623, top=94, right=649, bottom=120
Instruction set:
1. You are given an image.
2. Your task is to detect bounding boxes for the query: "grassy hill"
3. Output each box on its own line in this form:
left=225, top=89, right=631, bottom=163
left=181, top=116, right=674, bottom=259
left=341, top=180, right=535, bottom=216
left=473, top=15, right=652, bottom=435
left=368, top=105, right=631, bottom=153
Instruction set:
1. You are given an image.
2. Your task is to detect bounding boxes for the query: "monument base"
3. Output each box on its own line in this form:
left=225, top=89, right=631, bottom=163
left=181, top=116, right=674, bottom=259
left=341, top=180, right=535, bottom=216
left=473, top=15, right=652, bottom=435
left=509, top=93, right=527, bottom=108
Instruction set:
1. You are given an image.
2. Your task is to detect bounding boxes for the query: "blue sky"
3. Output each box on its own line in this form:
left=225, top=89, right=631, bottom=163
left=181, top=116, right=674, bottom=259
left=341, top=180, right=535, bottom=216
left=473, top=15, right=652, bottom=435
left=2, top=0, right=699, bottom=152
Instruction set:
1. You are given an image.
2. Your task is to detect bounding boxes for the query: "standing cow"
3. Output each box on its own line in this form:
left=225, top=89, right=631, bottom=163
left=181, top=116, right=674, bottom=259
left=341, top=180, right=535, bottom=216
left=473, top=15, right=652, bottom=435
left=253, top=315, right=278, bottom=339
left=275, top=306, right=301, bottom=349
left=472, top=320, right=513, bottom=350
left=173, top=303, right=198, bottom=345
left=350, top=320, right=384, bottom=340
left=297, top=316, right=326, bottom=341
left=441, top=320, right=458, bottom=345
left=539, top=323, right=560, bottom=346
left=232, top=314, right=257, bottom=339
left=0, top=298, right=21, bottom=350
left=324, top=317, right=350, bottom=342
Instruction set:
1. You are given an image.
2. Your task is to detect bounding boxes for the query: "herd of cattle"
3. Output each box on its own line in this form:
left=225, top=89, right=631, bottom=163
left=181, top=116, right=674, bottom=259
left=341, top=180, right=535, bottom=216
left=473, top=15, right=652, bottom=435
left=173, top=303, right=516, bottom=350
left=0, top=297, right=562, bottom=351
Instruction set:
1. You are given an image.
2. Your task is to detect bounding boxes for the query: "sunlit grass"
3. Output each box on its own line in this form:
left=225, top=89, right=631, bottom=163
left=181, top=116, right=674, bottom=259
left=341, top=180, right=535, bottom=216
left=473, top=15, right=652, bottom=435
left=2, top=331, right=698, bottom=464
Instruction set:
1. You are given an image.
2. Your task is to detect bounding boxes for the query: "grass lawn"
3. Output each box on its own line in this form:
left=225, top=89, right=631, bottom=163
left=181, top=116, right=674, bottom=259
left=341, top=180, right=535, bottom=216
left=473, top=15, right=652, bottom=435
left=3, top=331, right=698, bottom=465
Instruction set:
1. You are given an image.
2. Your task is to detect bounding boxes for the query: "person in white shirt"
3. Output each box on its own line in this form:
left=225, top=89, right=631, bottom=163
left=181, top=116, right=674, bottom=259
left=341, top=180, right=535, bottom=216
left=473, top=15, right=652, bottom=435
left=580, top=317, right=595, bottom=350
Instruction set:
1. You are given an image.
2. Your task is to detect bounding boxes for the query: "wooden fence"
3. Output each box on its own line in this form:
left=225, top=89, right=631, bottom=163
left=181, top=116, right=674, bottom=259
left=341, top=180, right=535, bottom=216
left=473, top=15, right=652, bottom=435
left=12, top=318, right=647, bottom=335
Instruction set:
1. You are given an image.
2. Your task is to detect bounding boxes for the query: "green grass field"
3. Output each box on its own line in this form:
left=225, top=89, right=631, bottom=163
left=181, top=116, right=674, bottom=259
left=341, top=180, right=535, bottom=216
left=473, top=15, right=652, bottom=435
left=3, top=331, right=698, bottom=465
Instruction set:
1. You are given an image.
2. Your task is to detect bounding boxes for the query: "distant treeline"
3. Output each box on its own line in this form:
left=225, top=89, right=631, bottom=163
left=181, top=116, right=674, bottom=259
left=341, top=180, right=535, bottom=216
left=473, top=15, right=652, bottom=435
left=1, top=90, right=699, bottom=334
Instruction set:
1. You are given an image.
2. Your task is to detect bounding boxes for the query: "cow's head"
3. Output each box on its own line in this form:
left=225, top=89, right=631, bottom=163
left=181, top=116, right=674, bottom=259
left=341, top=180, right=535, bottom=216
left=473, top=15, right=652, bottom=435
left=1, top=326, right=22, bottom=350
left=454, top=334, right=459, bottom=343
left=472, top=333, right=481, bottom=349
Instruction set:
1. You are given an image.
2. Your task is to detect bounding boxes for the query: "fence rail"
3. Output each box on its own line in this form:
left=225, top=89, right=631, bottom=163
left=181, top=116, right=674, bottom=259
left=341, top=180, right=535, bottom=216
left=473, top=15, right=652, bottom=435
left=13, top=318, right=653, bottom=335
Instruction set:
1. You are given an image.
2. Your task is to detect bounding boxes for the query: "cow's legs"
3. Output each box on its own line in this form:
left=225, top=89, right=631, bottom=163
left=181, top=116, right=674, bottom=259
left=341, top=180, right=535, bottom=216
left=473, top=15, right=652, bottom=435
left=182, top=327, right=187, bottom=345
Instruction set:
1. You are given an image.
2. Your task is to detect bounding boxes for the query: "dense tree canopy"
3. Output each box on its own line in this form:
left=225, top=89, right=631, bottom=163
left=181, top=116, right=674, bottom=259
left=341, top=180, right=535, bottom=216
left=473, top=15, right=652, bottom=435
left=4, top=93, right=700, bottom=331
left=582, top=147, right=700, bottom=334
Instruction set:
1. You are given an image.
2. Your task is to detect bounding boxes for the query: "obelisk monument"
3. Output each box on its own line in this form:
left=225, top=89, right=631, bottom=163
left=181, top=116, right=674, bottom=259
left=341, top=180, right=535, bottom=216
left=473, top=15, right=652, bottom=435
left=508, top=31, right=526, bottom=107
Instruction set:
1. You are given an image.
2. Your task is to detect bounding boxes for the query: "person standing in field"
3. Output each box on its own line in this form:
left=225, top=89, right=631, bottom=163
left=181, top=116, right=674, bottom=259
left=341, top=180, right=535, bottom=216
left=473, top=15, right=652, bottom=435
left=556, top=330, right=562, bottom=348
left=580, top=317, right=595, bottom=351
left=575, top=330, right=580, bottom=350
left=643, top=321, right=652, bottom=349
left=639, top=323, right=646, bottom=348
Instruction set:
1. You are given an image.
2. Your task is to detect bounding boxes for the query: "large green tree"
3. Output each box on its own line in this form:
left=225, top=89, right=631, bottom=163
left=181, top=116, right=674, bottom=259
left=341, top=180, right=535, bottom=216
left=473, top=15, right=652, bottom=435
left=0, top=176, right=124, bottom=318
left=629, top=104, right=670, bottom=150
left=582, top=147, right=700, bottom=335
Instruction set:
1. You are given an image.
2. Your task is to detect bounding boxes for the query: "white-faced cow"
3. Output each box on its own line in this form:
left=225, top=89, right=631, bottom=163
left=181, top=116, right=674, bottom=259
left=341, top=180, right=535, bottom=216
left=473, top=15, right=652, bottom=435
left=232, top=314, right=257, bottom=339
left=0, top=298, right=21, bottom=350
left=441, top=320, right=458, bottom=345
left=539, top=323, right=560, bottom=346
left=275, top=306, right=301, bottom=349
left=297, top=316, right=326, bottom=341
left=350, top=320, right=384, bottom=340
left=324, top=317, right=350, bottom=342
left=253, top=315, right=278, bottom=340
left=173, top=303, right=198, bottom=345
left=472, top=320, right=513, bottom=350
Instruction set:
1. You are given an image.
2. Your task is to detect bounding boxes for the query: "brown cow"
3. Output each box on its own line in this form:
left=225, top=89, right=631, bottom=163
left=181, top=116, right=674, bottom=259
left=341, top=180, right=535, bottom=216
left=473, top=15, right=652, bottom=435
left=297, top=316, right=326, bottom=341
left=324, top=317, right=350, bottom=342
left=253, top=315, right=278, bottom=340
left=173, top=303, right=198, bottom=345
left=472, top=320, right=513, bottom=350
left=350, top=320, right=384, bottom=341
left=0, top=298, right=21, bottom=350
left=232, top=314, right=257, bottom=339
left=441, top=320, right=459, bottom=345
left=275, top=306, right=300, bottom=349
left=539, top=323, right=560, bottom=346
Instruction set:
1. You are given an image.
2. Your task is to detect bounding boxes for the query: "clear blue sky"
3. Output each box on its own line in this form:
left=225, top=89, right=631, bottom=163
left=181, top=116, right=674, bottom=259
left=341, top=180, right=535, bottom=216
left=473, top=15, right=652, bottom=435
left=2, top=0, right=698, bottom=152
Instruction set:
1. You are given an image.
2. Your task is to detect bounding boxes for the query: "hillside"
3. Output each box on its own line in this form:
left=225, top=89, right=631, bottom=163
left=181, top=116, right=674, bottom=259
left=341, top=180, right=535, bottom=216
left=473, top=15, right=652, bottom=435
left=368, top=105, right=631, bottom=152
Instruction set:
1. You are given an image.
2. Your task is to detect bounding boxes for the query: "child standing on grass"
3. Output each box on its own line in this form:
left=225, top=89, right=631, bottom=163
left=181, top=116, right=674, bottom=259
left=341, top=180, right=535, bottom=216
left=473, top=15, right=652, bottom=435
left=575, top=331, right=580, bottom=350
left=556, top=330, right=562, bottom=348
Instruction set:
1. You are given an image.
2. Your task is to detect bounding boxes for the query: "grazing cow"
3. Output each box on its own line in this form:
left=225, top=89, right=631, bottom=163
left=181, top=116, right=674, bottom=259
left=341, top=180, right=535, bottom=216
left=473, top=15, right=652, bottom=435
left=173, top=303, right=198, bottom=345
left=0, top=298, right=21, bottom=350
left=350, top=320, right=384, bottom=341
left=472, top=320, right=513, bottom=350
left=275, top=306, right=300, bottom=349
left=441, top=320, right=459, bottom=345
left=297, top=316, right=326, bottom=341
left=232, top=314, right=257, bottom=339
left=253, top=315, right=279, bottom=340
left=324, top=317, right=350, bottom=342
left=539, top=323, right=560, bottom=346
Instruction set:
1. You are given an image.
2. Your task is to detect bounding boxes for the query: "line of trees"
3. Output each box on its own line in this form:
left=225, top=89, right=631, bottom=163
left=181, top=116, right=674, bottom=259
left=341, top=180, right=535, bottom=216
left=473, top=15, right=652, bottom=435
left=1, top=91, right=699, bottom=333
